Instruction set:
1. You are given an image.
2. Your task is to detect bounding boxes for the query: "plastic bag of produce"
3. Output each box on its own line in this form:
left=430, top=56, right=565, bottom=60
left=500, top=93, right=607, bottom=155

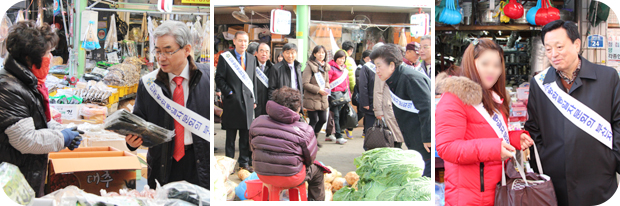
left=104, top=109, right=174, bottom=147
left=161, top=181, right=210, bottom=206
left=81, top=21, right=101, bottom=51
left=0, top=163, right=35, bottom=205
left=80, top=104, right=108, bottom=123
left=354, top=148, right=425, bottom=187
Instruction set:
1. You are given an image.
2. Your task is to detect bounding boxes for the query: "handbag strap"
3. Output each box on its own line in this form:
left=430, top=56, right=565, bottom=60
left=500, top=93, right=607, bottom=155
left=532, top=143, right=544, bottom=175
left=501, top=153, right=530, bottom=186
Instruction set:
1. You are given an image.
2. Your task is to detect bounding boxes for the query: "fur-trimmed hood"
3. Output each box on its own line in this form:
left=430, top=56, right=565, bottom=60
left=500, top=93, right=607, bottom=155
left=436, top=72, right=482, bottom=106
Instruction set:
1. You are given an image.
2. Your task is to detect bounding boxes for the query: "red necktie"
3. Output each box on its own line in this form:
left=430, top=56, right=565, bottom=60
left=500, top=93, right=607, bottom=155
left=172, top=76, right=185, bottom=161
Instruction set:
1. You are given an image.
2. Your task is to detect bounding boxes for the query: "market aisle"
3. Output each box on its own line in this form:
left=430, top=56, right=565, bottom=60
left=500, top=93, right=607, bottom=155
left=214, top=123, right=368, bottom=184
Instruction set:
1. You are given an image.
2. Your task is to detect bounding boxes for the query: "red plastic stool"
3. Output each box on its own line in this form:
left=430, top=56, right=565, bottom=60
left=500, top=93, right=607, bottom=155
left=262, top=182, right=307, bottom=201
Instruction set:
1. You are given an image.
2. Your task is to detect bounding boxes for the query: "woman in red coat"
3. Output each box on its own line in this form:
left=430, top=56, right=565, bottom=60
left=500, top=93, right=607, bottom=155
left=435, top=39, right=534, bottom=206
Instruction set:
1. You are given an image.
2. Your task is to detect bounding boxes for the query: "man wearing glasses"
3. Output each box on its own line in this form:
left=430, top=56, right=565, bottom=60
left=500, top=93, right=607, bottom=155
left=215, top=31, right=257, bottom=172
left=124, top=21, right=211, bottom=190
left=418, top=35, right=432, bottom=78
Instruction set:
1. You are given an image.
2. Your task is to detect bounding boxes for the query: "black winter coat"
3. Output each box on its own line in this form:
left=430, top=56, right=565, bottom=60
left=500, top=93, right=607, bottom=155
left=359, top=61, right=376, bottom=115
left=0, top=55, right=50, bottom=197
left=254, top=60, right=274, bottom=117
left=215, top=50, right=257, bottom=130
left=525, top=56, right=620, bottom=206
left=385, top=64, right=432, bottom=160
left=128, top=58, right=211, bottom=190
left=267, top=60, right=303, bottom=103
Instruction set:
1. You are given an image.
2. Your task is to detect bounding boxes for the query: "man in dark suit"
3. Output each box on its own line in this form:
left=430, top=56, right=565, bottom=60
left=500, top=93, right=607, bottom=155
left=254, top=43, right=274, bottom=117
left=268, top=43, right=303, bottom=107
left=215, top=31, right=257, bottom=172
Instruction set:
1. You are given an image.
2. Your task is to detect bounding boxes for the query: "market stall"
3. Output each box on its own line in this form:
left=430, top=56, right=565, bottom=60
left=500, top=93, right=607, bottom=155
left=434, top=1, right=617, bottom=205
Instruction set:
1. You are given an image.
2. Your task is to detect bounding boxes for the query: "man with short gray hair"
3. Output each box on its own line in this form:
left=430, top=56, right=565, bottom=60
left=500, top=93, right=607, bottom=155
left=418, top=35, right=432, bottom=77
left=124, top=20, right=211, bottom=189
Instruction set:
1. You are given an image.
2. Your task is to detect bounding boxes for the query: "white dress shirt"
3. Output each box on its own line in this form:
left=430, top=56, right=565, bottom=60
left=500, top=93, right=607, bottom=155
left=289, top=63, right=297, bottom=90
left=168, top=60, right=192, bottom=145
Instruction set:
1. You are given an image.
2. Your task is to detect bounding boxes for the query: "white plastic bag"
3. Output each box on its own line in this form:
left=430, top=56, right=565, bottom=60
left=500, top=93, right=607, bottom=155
left=104, top=14, right=119, bottom=51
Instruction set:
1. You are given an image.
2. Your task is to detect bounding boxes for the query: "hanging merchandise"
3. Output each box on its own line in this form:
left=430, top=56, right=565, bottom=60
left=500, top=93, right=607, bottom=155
left=588, top=1, right=610, bottom=28
left=352, top=29, right=365, bottom=44
left=536, top=0, right=560, bottom=26
left=0, top=14, right=13, bottom=59
left=53, top=0, right=61, bottom=16
left=157, top=0, right=173, bottom=13
left=81, top=21, right=101, bottom=51
left=15, top=10, right=25, bottom=24
left=439, top=0, right=462, bottom=25
left=398, top=28, right=408, bottom=48
left=410, top=13, right=430, bottom=37
left=494, top=1, right=511, bottom=23
left=105, top=14, right=119, bottom=52
left=193, top=17, right=204, bottom=57
left=147, top=16, right=155, bottom=63
left=116, top=14, right=128, bottom=41
left=504, top=0, right=525, bottom=19
left=526, top=0, right=542, bottom=25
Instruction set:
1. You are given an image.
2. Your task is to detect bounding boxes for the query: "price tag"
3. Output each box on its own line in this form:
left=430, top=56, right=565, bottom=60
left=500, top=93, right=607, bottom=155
left=587, top=35, right=605, bottom=48
left=106, top=52, right=119, bottom=64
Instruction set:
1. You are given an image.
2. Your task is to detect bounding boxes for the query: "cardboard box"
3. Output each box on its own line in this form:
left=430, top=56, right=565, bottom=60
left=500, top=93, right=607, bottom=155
left=310, top=24, right=342, bottom=38
left=227, top=26, right=244, bottom=36
left=250, top=28, right=270, bottom=40
left=46, top=147, right=141, bottom=195
left=272, top=33, right=285, bottom=42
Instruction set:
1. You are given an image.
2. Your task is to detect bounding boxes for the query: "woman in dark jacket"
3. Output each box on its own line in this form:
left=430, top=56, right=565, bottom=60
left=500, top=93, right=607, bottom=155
left=302, top=45, right=330, bottom=142
left=0, top=21, right=82, bottom=196
left=249, top=87, right=324, bottom=201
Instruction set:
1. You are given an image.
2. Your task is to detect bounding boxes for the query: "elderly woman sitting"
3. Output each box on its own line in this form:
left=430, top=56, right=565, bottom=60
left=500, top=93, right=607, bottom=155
left=249, top=86, right=326, bottom=201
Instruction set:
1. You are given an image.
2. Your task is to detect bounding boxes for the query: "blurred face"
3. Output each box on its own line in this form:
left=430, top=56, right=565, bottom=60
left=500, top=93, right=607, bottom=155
left=155, top=35, right=191, bottom=75
left=277, top=55, right=284, bottom=62
left=375, top=58, right=395, bottom=81
left=233, top=33, right=249, bottom=54
left=420, top=39, right=431, bottom=62
left=256, top=44, right=270, bottom=64
left=347, top=49, right=354, bottom=57
left=475, top=49, right=503, bottom=90
left=544, top=28, right=581, bottom=73
left=314, top=49, right=326, bottom=62
left=363, top=56, right=371, bottom=63
left=336, top=56, right=346, bottom=66
left=405, top=50, right=419, bottom=63
left=283, top=49, right=297, bottom=64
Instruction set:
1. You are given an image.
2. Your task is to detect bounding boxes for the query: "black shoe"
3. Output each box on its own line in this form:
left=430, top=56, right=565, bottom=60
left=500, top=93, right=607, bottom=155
left=240, top=165, right=255, bottom=173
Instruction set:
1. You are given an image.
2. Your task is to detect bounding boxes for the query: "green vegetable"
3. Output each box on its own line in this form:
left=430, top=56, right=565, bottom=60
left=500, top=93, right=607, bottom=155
left=0, top=163, right=35, bottom=205
left=333, top=187, right=355, bottom=201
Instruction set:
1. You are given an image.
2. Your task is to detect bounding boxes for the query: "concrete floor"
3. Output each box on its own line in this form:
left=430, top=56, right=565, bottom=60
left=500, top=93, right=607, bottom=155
left=213, top=123, right=368, bottom=184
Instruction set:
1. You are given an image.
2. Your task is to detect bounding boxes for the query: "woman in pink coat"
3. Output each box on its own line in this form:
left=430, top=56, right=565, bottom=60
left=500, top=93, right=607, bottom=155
left=435, top=39, right=534, bottom=206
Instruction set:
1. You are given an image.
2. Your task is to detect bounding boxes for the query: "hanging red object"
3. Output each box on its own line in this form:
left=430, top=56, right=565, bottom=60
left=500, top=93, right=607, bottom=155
left=504, top=0, right=524, bottom=19
left=536, top=0, right=560, bottom=26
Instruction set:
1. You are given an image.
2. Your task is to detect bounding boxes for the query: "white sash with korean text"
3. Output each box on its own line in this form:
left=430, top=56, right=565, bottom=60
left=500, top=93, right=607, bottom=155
left=365, top=62, right=376, bottom=73
left=389, top=90, right=419, bottom=113
left=222, top=51, right=253, bottom=92
left=315, top=70, right=326, bottom=90
left=141, top=70, right=212, bottom=142
left=329, top=67, right=348, bottom=89
left=255, top=66, right=269, bottom=87
left=473, top=104, right=510, bottom=144
left=534, top=67, right=613, bottom=149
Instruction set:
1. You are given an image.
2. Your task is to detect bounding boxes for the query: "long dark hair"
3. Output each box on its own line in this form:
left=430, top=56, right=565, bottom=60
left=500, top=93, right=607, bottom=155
left=460, top=39, right=509, bottom=116
left=309, top=45, right=326, bottom=62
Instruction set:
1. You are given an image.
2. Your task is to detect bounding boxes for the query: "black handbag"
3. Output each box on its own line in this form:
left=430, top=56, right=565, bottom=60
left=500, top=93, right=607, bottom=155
left=363, top=119, right=395, bottom=150
left=339, top=103, right=358, bottom=129
left=329, top=91, right=351, bottom=107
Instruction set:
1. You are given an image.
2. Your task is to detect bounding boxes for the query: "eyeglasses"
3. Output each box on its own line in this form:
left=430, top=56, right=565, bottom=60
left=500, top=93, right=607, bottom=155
left=152, top=47, right=182, bottom=58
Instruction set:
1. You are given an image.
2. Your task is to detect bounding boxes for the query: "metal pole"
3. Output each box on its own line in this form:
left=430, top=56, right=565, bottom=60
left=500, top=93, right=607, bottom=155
left=86, top=7, right=209, bottom=16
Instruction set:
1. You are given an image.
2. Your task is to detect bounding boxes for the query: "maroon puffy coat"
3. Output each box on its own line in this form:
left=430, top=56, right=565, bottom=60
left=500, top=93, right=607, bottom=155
left=249, top=100, right=318, bottom=176
left=435, top=75, right=526, bottom=206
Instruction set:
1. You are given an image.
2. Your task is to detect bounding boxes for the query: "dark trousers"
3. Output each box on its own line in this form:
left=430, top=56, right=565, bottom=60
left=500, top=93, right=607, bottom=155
left=307, top=110, right=327, bottom=134
left=169, top=145, right=199, bottom=185
left=423, top=158, right=431, bottom=177
left=305, top=164, right=325, bottom=201
left=225, top=129, right=251, bottom=166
